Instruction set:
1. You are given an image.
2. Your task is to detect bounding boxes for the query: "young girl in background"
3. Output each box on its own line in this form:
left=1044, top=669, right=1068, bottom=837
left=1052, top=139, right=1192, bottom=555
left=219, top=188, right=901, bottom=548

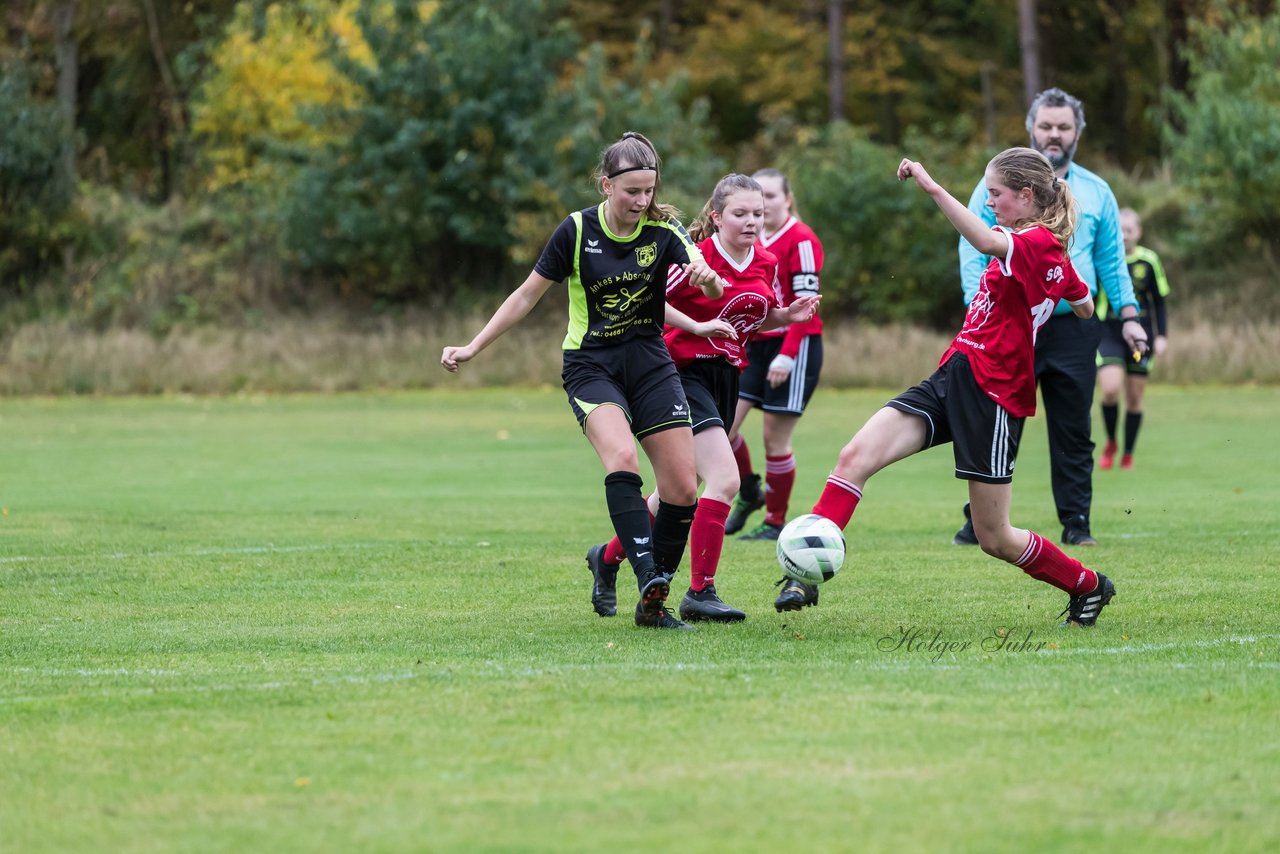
left=1096, top=207, right=1171, bottom=470
left=724, top=170, right=826, bottom=570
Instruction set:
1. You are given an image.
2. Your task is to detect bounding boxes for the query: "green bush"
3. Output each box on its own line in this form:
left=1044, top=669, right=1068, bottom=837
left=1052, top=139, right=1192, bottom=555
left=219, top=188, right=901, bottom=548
left=1164, top=6, right=1280, bottom=256
left=281, top=0, right=580, bottom=299
left=0, top=57, right=75, bottom=289
left=49, top=185, right=287, bottom=334
left=508, top=40, right=726, bottom=270
left=773, top=123, right=988, bottom=328
left=278, top=0, right=725, bottom=302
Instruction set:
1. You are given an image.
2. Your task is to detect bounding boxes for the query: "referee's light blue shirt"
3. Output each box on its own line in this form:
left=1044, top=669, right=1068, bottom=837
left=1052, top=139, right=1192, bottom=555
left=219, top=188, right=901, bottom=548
left=958, top=162, right=1137, bottom=315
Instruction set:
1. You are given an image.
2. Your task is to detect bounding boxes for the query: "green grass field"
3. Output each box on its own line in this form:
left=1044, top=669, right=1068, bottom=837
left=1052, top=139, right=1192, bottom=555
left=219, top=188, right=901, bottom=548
left=2, top=386, right=1277, bottom=853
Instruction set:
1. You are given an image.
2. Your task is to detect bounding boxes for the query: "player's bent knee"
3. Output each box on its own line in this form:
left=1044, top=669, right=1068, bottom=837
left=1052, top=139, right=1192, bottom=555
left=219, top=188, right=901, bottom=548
left=976, top=532, right=1020, bottom=562
left=833, top=437, right=879, bottom=482
left=602, top=448, right=641, bottom=473
left=701, top=473, right=740, bottom=506
left=655, top=472, right=698, bottom=505
left=665, top=484, right=698, bottom=505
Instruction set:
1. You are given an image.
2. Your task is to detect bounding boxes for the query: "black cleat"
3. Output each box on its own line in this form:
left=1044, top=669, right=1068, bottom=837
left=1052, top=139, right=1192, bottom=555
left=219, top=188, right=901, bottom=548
left=724, top=474, right=765, bottom=535
left=773, top=576, right=819, bottom=612
left=634, top=600, right=694, bottom=630
left=1059, top=574, right=1116, bottom=627
left=1061, top=514, right=1098, bottom=546
left=585, top=544, right=618, bottom=617
left=953, top=502, right=979, bottom=545
left=740, top=521, right=783, bottom=541
left=637, top=569, right=671, bottom=611
left=679, top=584, right=747, bottom=623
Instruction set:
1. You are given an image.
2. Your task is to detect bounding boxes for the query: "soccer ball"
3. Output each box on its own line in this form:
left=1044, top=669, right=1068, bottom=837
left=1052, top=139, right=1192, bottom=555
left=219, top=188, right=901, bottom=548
left=776, top=513, right=846, bottom=585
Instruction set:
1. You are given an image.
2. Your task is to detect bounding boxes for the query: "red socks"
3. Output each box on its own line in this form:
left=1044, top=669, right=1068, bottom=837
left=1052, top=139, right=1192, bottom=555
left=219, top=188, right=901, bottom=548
left=604, top=499, right=732, bottom=588
left=764, top=453, right=796, bottom=526
left=811, top=475, right=862, bottom=530
left=730, top=434, right=754, bottom=483
left=689, top=498, right=730, bottom=591
left=1015, top=531, right=1098, bottom=594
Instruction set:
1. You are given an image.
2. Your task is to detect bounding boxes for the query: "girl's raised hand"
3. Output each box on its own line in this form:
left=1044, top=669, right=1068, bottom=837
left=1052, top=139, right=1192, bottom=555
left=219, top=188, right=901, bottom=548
left=897, top=158, right=940, bottom=194
left=440, top=345, right=474, bottom=372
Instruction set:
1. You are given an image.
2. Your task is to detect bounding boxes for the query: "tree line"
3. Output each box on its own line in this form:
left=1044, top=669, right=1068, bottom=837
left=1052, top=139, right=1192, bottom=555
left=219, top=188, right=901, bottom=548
left=1, top=0, right=1277, bottom=332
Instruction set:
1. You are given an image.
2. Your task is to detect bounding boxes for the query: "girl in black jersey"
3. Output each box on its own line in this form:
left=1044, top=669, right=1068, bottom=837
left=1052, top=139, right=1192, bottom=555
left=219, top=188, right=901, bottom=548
left=441, top=132, right=724, bottom=629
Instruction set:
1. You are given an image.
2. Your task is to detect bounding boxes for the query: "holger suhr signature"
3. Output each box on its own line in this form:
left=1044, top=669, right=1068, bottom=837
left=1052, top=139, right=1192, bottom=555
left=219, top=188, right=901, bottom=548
left=877, top=625, right=1052, bottom=661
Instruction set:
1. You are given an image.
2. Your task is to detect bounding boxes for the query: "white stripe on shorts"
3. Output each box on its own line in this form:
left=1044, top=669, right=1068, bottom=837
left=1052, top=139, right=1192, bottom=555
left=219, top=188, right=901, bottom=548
left=787, top=336, right=810, bottom=412
left=989, top=405, right=1010, bottom=478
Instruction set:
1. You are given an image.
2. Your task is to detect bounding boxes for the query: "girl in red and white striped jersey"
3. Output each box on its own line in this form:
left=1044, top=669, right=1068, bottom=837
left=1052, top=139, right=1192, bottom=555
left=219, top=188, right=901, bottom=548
left=724, top=169, right=826, bottom=555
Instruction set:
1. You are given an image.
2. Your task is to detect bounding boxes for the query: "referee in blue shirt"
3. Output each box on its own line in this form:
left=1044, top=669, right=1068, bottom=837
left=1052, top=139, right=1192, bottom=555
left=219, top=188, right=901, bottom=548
left=954, top=88, right=1148, bottom=547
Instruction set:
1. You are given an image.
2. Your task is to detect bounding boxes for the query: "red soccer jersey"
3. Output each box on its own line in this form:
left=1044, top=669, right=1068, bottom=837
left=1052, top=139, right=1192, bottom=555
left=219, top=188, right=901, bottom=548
left=755, top=216, right=824, bottom=354
left=663, top=234, right=780, bottom=369
left=939, top=225, right=1090, bottom=418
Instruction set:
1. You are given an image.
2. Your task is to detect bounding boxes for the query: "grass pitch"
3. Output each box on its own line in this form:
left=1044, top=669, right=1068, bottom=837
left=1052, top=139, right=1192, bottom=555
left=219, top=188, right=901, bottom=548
left=2, top=387, right=1277, bottom=853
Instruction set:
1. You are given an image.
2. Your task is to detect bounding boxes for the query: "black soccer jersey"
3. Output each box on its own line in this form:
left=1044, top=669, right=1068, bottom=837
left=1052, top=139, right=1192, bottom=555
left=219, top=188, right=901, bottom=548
left=534, top=204, right=704, bottom=350
left=1098, top=245, right=1170, bottom=337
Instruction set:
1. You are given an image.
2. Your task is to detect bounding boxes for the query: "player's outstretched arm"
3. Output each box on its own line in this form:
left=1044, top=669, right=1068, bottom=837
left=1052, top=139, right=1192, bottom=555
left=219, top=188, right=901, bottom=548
left=665, top=304, right=737, bottom=339
left=440, top=271, right=556, bottom=372
left=759, top=294, right=820, bottom=332
left=898, top=159, right=1009, bottom=260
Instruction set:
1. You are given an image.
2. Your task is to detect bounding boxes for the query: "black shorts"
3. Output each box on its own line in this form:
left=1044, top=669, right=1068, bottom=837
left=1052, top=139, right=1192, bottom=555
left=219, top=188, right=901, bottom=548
left=738, top=335, right=823, bottom=416
left=678, top=358, right=739, bottom=435
left=1098, top=320, right=1154, bottom=375
left=562, top=334, right=692, bottom=439
left=885, top=352, right=1024, bottom=484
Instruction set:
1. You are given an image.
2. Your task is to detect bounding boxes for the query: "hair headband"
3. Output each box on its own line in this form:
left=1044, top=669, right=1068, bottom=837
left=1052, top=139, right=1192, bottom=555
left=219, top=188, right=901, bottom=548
left=607, top=165, right=657, bottom=178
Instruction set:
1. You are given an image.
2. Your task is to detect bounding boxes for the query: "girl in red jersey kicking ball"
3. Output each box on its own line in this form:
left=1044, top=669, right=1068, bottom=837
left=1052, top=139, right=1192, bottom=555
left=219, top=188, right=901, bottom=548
left=587, top=174, right=819, bottom=624
left=801, top=147, right=1120, bottom=627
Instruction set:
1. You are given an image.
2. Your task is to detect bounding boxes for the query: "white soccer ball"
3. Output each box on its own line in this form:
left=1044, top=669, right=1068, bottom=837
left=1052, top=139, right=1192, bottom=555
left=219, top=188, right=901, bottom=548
left=776, top=513, right=846, bottom=585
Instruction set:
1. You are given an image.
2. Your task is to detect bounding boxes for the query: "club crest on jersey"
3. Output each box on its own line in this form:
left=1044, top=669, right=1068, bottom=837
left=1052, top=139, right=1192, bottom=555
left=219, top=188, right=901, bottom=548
left=959, top=282, right=995, bottom=337
left=635, top=242, right=657, bottom=268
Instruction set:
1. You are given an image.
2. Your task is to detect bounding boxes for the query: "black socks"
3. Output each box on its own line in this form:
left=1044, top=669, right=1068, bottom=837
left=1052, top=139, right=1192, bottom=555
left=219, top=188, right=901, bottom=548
left=603, top=471, right=656, bottom=576
left=1124, top=411, right=1143, bottom=454
left=1101, top=402, right=1119, bottom=442
left=652, top=499, right=697, bottom=579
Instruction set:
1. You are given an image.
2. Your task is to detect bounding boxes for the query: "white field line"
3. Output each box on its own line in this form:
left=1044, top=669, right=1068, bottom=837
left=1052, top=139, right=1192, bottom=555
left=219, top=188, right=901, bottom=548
left=0, top=670, right=419, bottom=706
left=3, top=635, right=1277, bottom=706
left=1035, top=633, right=1280, bottom=656
left=0, top=542, right=392, bottom=565
left=5, top=527, right=1269, bottom=568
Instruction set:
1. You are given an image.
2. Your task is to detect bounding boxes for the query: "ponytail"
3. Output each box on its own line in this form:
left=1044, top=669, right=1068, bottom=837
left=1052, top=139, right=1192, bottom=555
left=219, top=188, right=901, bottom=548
left=987, top=147, right=1077, bottom=248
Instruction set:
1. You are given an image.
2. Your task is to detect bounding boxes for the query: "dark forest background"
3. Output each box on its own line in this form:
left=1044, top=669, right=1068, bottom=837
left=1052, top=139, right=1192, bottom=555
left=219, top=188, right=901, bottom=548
left=2, top=0, right=1278, bottom=339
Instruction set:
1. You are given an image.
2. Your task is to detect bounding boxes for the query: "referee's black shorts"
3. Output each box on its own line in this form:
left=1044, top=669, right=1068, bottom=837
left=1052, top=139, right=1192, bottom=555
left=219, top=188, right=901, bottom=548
left=1098, top=319, right=1154, bottom=375
left=885, top=352, right=1024, bottom=484
left=561, top=334, right=692, bottom=439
